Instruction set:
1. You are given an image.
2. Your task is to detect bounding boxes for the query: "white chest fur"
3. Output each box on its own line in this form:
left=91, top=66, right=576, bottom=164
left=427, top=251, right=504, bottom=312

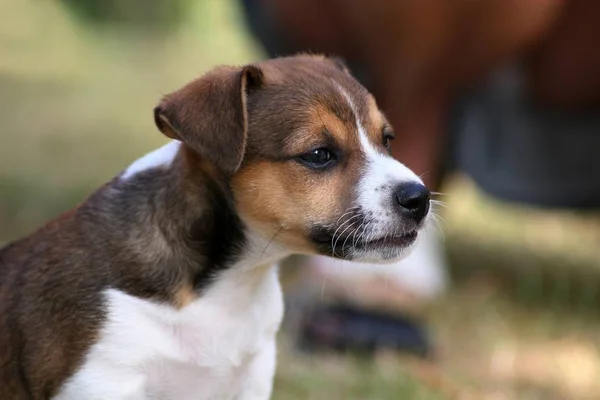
left=53, top=266, right=284, bottom=400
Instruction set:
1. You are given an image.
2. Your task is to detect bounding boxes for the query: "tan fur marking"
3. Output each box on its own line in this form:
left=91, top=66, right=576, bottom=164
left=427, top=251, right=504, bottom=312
left=173, top=283, right=196, bottom=309
left=367, top=96, right=384, bottom=132
left=362, top=95, right=388, bottom=151
left=285, top=104, right=359, bottom=155
left=233, top=160, right=342, bottom=251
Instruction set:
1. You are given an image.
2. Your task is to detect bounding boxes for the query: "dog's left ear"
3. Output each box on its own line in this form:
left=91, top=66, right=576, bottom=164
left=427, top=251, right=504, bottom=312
left=154, top=65, right=263, bottom=175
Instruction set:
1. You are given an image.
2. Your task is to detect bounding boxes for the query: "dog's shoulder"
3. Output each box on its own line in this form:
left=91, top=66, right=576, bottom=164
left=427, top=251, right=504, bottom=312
left=0, top=205, right=112, bottom=398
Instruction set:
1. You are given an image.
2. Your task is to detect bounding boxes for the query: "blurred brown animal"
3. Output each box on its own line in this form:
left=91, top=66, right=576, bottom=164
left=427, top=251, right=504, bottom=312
left=262, top=0, right=600, bottom=188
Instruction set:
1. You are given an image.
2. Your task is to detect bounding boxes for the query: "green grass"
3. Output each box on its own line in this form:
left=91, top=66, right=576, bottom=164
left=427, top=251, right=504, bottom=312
left=273, top=349, right=447, bottom=400
left=3, top=1, right=600, bottom=399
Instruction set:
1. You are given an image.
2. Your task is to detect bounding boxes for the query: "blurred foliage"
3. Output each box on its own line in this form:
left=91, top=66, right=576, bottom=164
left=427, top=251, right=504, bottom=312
left=59, top=0, right=191, bottom=33
left=0, top=0, right=259, bottom=239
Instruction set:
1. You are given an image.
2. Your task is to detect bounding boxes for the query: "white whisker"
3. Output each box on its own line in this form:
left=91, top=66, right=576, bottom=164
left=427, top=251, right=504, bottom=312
left=342, top=223, right=363, bottom=257
left=355, top=221, right=371, bottom=248
left=428, top=212, right=445, bottom=240
left=333, top=220, right=360, bottom=255
left=330, top=213, right=361, bottom=257
left=430, top=199, right=448, bottom=208
left=320, top=274, right=329, bottom=300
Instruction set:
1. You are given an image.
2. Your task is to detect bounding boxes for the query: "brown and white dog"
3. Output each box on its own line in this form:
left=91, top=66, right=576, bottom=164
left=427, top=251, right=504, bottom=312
left=0, top=54, right=430, bottom=400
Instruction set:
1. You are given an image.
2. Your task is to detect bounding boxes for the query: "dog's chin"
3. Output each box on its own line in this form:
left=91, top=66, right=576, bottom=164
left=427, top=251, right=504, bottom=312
left=309, top=228, right=420, bottom=263
left=349, top=232, right=419, bottom=264
left=348, top=245, right=414, bottom=264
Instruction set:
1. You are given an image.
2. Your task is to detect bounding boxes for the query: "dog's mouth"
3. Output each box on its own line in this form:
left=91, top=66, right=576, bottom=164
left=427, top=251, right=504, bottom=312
left=355, top=230, right=418, bottom=249
left=310, top=226, right=418, bottom=254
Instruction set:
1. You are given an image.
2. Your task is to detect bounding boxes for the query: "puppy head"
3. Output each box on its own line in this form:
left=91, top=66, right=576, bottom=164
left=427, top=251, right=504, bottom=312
left=155, top=54, right=429, bottom=263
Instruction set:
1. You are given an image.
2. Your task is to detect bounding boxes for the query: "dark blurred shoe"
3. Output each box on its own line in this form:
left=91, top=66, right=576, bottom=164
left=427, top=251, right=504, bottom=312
left=295, top=303, right=432, bottom=358
left=282, top=228, right=446, bottom=359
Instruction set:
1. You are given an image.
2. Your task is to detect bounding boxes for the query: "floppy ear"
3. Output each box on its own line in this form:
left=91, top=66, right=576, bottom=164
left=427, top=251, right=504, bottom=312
left=153, top=65, right=263, bottom=175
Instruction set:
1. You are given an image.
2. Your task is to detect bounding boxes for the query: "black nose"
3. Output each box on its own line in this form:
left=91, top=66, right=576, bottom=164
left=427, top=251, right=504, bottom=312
left=394, top=182, right=430, bottom=224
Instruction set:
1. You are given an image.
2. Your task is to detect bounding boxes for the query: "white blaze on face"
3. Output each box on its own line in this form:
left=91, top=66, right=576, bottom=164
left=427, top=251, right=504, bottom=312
left=335, top=84, right=424, bottom=262
left=336, top=85, right=421, bottom=215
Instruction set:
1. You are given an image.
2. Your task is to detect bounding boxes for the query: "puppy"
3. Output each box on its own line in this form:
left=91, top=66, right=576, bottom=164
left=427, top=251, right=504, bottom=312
left=0, top=54, right=430, bottom=400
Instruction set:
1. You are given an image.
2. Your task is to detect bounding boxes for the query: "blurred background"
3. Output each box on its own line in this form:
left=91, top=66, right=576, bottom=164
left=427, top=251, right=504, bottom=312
left=2, top=0, right=600, bottom=399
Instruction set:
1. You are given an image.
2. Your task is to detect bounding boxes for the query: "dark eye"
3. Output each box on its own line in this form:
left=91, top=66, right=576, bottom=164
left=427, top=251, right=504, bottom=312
left=383, top=128, right=394, bottom=152
left=298, top=148, right=335, bottom=168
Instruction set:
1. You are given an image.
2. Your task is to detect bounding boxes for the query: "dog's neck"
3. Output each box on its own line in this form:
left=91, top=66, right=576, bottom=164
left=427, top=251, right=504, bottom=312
left=81, top=141, right=289, bottom=304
